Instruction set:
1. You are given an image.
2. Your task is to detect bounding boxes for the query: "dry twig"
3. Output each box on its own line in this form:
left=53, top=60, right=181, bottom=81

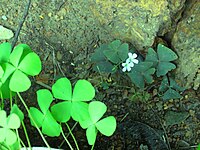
left=11, top=0, right=31, bottom=49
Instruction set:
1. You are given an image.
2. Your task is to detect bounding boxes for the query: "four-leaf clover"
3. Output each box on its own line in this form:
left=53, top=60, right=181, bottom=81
left=51, top=78, right=95, bottom=123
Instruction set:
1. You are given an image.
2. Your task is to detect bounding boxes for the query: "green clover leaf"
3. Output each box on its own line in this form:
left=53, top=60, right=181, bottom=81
left=86, top=125, right=98, bottom=145
left=91, top=40, right=130, bottom=73
left=9, top=69, right=31, bottom=92
left=146, top=44, right=178, bottom=77
left=159, top=76, right=185, bottom=101
left=72, top=80, right=95, bottom=101
left=11, top=104, right=24, bottom=122
left=0, top=42, right=11, bottom=63
left=29, top=89, right=61, bottom=137
left=95, top=116, right=116, bottom=136
left=0, top=66, right=4, bottom=79
left=91, top=44, right=115, bottom=73
left=89, top=101, right=106, bottom=124
left=103, top=40, right=129, bottom=64
left=51, top=77, right=72, bottom=100
left=0, top=63, right=15, bottom=98
left=0, top=110, right=20, bottom=146
left=50, top=101, right=72, bottom=123
left=0, top=63, right=15, bottom=84
left=128, top=62, right=155, bottom=89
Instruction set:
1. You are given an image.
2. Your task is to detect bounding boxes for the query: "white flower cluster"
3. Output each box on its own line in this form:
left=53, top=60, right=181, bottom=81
left=122, top=52, right=139, bottom=72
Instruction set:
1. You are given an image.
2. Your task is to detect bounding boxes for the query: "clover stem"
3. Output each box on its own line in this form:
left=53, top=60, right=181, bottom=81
left=65, top=123, right=80, bottom=150
left=16, top=129, right=20, bottom=144
left=20, top=138, right=27, bottom=150
left=9, top=91, right=12, bottom=109
left=59, top=122, right=78, bottom=148
left=60, top=126, right=74, bottom=150
left=91, top=141, right=96, bottom=150
left=16, top=129, right=28, bottom=150
left=22, top=121, right=32, bottom=150
left=0, top=90, right=4, bottom=109
left=17, top=92, right=50, bottom=149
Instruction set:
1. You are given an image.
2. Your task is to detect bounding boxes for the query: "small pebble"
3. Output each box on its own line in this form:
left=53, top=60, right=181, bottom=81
left=1, top=15, right=7, bottom=20
left=189, top=110, right=195, bottom=117
left=48, top=12, right=52, bottom=17
left=0, top=25, right=14, bottom=40
left=56, top=51, right=62, bottom=60
left=60, top=16, right=64, bottom=20
left=152, top=89, right=157, bottom=96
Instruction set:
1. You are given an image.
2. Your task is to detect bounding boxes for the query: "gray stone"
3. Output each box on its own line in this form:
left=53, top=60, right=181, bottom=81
left=1, top=15, right=7, bottom=21
left=172, top=0, right=200, bottom=90
left=0, top=25, right=14, bottom=40
left=89, top=0, right=185, bottom=50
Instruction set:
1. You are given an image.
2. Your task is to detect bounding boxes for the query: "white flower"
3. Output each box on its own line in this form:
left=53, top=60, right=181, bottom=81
left=122, top=59, right=134, bottom=72
left=127, top=52, right=139, bottom=64
left=121, top=52, right=139, bottom=72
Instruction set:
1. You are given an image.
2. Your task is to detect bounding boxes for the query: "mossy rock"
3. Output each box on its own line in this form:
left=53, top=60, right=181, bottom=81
left=89, top=0, right=183, bottom=49
left=172, top=1, right=200, bottom=90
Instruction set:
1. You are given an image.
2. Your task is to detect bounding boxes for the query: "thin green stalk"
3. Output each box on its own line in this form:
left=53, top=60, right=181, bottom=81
left=0, top=91, right=4, bottom=109
left=17, top=92, right=51, bottom=149
left=20, top=139, right=27, bottom=150
left=60, top=126, right=74, bottom=150
left=16, top=129, right=27, bottom=150
left=10, top=91, right=12, bottom=109
left=16, top=129, right=20, bottom=143
left=59, top=122, right=78, bottom=148
left=22, top=121, right=32, bottom=150
left=14, top=94, right=17, bottom=104
left=65, top=123, right=80, bottom=150
left=91, top=141, right=95, bottom=150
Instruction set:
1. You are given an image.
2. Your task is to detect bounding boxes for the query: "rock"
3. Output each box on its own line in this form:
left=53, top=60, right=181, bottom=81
left=0, top=0, right=185, bottom=53
left=120, top=121, right=169, bottom=149
left=167, top=0, right=186, bottom=16
left=1, top=15, right=7, bottom=21
left=0, top=25, right=14, bottom=40
left=23, top=1, right=113, bottom=53
left=56, top=51, right=63, bottom=61
left=172, top=0, right=200, bottom=90
left=90, top=0, right=185, bottom=50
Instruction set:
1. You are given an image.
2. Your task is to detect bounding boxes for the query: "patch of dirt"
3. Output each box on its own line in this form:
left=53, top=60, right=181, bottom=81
left=0, top=1, right=199, bottom=150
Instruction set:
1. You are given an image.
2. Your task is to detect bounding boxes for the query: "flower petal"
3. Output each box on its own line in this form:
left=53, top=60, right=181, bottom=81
left=122, top=63, right=126, bottom=67
left=128, top=52, right=133, bottom=58
left=129, top=62, right=134, bottom=67
left=132, top=59, right=139, bottom=64
left=132, top=53, right=137, bottom=58
left=127, top=66, right=131, bottom=72
left=125, top=58, right=131, bottom=63
left=122, top=67, right=127, bottom=72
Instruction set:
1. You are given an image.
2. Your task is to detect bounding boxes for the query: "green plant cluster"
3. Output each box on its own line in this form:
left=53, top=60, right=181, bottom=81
left=91, top=40, right=129, bottom=73
left=91, top=40, right=185, bottom=100
left=0, top=42, right=41, bottom=97
left=30, top=78, right=116, bottom=145
left=0, top=42, right=116, bottom=150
